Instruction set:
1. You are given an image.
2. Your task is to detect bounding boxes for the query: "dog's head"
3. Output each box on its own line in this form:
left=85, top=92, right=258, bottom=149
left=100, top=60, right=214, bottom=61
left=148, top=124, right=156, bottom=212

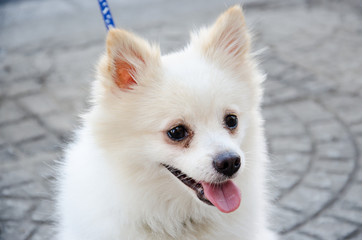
left=90, top=6, right=264, bottom=213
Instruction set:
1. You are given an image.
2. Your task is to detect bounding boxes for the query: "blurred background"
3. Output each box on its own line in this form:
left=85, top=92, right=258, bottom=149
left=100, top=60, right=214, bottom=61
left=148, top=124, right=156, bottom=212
left=0, top=0, right=362, bottom=239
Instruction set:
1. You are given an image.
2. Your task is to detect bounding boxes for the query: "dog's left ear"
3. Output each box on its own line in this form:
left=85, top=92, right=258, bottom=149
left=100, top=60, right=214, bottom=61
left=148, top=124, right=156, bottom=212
left=192, top=5, right=251, bottom=69
left=105, top=29, right=160, bottom=90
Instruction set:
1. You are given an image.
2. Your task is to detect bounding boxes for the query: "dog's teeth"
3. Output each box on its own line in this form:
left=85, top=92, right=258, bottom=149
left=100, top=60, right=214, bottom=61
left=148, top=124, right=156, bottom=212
left=164, top=165, right=207, bottom=201
left=183, top=179, right=194, bottom=185
left=196, top=187, right=203, bottom=195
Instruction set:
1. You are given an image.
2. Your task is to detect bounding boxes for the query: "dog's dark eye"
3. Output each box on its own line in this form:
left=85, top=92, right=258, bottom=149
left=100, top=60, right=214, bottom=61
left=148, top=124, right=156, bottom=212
left=224, top=114, right=238, bottom=129
left=167, top=125, right=188, bottom=141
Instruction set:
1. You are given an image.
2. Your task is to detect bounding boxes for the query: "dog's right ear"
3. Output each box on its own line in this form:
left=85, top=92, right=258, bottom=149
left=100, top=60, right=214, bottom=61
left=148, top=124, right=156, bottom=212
left=105, top=29, right=160, bottom=90
left=191, top=6, right=251, bottom=70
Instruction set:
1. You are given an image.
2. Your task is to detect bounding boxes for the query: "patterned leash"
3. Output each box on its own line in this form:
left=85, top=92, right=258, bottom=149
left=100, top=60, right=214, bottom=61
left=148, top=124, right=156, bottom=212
left=98, top=0, right=115, bottom=30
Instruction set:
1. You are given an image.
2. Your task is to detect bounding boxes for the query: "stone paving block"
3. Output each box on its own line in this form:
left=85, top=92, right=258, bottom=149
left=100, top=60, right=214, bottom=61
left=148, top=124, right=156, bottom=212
left=0, top=199, right=34, bottom=220
left=263, top=7, right=343, bottom=62
left=309, top=120, right=347, bottom=143
left=0, top=100, right=26, bottom=124
left=18, top=93, right=58, bottom=116
left=299, top=217, right=358, bottom=240
left=287, top=100, right=333, bottom=123
left=281, top=232, right=316, bottom=240
left=0, top=221, right=36, bottom=240
left=0, top=146, right=19, bottom=163
left=18, top=135, right=60, bottom=156
left=41, top=173, right=55, bottom=192
left=271, top=171, right=301, bottom=193
left=263, top=105, right=295, bottom=122
left=31, top=199, right=54, bottom=223
left=303, top=170, right=348, bottom=193
left=42, top=112, right=76, bottom=135
left=269, top=7, right=343, bottom=55
left=26, top=151, right=58, bottom=165
left=1, top=0, right=75, bottom=28
left=356, top=168, right=362, bottom=184
left=262, top=56, right=288, bottom=79
left=326, top=203, right=362, bottom=225
left=356, top=140, right=362, bottom=184
left=270, top=136, right=311, bottom=154
left=0, top=53, right=51, bottom=83
left=264, top=80, right=285, bottom=94
left=323, top=96, right=362, bottom=125
left=271, top=206, right=305, bottom=234
left=351, top=123, right=362, bottom=136
left=0, top=168, right=34, bottom=189
left=339, top=183, right=362, bottom=209
left=1, top=0, right=77, bottom=51
left=0, top=181, right=49, bottom=199
left=316, top=140, right=355, bottom=160
left=24, top=152, right=59, bottom=178
left=0, top=54, right=35, bottom=83
left=0, top=137, right=4, bottom=148
left=265, top=119, right=305, bottom=138
left=0, top=83, right=4, bottom=97
left=313, top=159, right=354, bottom=175
left=270, top=153, right=310, bottom=174
left=356, top=135, right=362, bottom=151
left=50, top=45, right=101, bottom=85
left=279, top=65, right=314, bottom=85
left=46, top=79, right=87, bottom=113
left=279, top=186, right=332, bottom=215
left=265, top=86, right=303, bottom=105
left=29, top=224, right=56, bottom=240
left=269, top=185, right=283, bottom=202
left=31, top=157, right=57, bottom=183
left=302, top=76, right=335, bottom=95
left=0, top=119, right=46, bottom=144
left=5, top=78, right=42, bottom=97
left=346, top=231, right=362, bottom=240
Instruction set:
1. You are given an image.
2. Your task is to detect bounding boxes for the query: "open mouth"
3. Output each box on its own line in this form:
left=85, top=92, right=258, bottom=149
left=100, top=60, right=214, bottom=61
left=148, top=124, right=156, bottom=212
left=163, top=164, right=213, bottom=206
left=163, top=164, right=242, bottom=213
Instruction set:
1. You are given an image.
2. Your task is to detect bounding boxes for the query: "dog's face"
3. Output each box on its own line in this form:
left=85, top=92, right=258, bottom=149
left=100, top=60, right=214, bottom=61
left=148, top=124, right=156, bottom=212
left=91, top=6, right=263, bottom=213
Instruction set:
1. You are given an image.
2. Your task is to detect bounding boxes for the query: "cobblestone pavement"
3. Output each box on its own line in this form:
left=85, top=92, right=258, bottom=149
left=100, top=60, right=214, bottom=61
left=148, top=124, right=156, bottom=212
left=1, top=0, right=362, bottom=239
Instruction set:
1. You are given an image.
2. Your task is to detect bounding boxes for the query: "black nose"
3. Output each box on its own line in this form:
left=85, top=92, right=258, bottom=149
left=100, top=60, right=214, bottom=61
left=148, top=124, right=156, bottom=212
left=213, top=152, right=241, bottom=177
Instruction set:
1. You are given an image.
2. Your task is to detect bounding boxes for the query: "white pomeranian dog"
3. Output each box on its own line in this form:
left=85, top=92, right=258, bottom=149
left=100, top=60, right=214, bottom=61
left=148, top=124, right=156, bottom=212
left=56, top=5, right=277, bottom=240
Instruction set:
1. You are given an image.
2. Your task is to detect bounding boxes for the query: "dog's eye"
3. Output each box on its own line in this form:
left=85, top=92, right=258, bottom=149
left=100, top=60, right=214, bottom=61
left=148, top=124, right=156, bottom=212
left=167, top=125, right=188, bottom=141
left=224, top=114, right=238, bottom=129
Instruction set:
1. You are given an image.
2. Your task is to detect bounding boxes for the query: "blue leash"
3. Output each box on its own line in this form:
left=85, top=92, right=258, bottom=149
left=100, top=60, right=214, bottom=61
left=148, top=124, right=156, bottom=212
left=98, top=0, right=115, bottom=30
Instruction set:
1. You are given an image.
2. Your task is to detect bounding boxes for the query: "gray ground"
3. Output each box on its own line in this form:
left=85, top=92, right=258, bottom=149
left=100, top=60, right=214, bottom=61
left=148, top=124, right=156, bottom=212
left=1, top=0, right=362, bottom=239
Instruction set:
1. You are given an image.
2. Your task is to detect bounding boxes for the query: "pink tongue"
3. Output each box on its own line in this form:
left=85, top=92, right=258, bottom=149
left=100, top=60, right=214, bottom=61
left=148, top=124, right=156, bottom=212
left=201, top=180, right=241, bottom=213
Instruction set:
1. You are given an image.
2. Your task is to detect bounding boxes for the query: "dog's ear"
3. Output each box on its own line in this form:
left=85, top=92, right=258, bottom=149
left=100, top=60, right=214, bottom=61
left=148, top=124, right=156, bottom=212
left=105, top=29, right=160, bottom=90
left=192, top=5, right=251, bottom=68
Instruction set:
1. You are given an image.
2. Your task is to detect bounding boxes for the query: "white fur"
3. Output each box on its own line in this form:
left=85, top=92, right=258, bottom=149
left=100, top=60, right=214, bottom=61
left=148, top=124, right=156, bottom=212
left=56, top=6, right=277, bottom=240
